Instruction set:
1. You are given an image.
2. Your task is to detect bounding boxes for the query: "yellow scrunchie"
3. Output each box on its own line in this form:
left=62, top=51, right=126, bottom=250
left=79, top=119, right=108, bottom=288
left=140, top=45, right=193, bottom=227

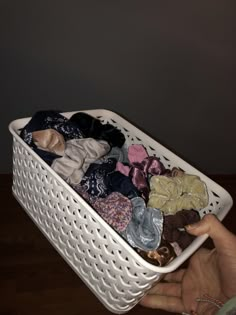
left=148, top=174, right=209, bottom=214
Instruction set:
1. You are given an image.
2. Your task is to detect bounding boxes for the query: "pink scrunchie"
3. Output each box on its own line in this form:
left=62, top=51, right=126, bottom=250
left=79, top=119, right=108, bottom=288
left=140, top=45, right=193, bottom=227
left=116, top=144, right=165, bottom=201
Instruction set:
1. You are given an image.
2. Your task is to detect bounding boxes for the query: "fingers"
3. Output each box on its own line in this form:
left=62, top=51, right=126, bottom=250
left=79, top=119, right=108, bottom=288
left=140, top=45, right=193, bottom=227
left=140, top=274, right=184, bottom=312
left=148, top=282, right=182, bottom=297
left=185, top=214, right=236, bottom=252
left=164, top=268, right=186, bottom=283
left=140, top=294, right=184, bottom=313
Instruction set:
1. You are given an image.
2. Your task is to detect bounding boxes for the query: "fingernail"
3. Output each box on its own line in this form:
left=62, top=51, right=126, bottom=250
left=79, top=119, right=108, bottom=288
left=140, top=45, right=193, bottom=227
left=185, top=224, right=193, bottom=230
left=185, top=223, right=198, bottom=230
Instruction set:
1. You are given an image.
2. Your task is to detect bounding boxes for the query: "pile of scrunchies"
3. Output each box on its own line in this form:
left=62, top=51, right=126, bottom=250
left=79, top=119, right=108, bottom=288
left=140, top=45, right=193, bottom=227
left=20, top=110, right=209, bottom=267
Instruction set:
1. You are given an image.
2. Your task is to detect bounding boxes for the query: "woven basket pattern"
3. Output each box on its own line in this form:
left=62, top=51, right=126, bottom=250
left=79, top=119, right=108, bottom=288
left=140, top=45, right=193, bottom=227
left=10, top=110, right=233, bottom=314
left=12, top=137, right=160, bottom=314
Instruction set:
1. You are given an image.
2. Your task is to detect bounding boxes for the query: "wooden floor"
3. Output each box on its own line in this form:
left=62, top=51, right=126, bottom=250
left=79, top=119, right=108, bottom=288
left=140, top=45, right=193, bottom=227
left=0, top=174, right=235, bottom=315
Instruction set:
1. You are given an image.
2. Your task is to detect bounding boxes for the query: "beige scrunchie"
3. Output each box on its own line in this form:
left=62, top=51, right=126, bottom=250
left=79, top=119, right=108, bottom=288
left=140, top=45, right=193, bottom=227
left=51, top=138, right=110, bottom=185
left=32, top=129, right=65, bottom=156
left=148, top=174, right=209, bottom=214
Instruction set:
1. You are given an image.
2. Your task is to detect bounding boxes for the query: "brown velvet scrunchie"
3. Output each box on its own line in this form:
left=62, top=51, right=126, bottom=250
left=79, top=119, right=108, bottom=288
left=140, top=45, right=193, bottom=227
left=163, top=209, right=201, bottom=250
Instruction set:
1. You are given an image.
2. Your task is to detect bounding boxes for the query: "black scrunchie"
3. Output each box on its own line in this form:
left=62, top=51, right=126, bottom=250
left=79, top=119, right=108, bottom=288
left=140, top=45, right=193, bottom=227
left=69, top=112, right=125, bottom=148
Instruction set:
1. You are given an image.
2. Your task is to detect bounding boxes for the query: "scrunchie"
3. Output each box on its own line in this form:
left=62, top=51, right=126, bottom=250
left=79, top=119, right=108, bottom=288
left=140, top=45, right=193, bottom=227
left=20, top=110, right=83, bottom=147
left=137, top=240, right=176, bottom=266
left=79, top=160, right=139, bottom=199
left=116, top=144, right=165, bottom=201
left=105, top=171, right=140, bottom=199
left=80, top=158, right=117, bottom=198
left=122, top=197, right=163, bottom=251
left=69, top=112, right=126, bottom=148
left=74, top=186, right=132, bottom=233
left=32, top=129, right=65, bottom=156
left=163, top=209, right=201, bottom=250
left=148, top=174, right=209, bottom=214
left=20, top=110, right=83, bottom=164
left=51, top=138, right=110, bottom=185
left=93, top=192, right=132, bottom=233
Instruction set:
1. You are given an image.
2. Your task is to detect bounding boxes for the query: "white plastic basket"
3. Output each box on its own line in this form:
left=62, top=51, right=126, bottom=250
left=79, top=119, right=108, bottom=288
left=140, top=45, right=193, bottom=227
left=9, top=109, right=233, bottom=314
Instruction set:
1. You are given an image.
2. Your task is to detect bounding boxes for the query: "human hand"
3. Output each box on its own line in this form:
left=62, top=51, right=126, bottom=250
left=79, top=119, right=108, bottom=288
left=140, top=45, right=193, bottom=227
left=140, top=214, right=236, bottom=314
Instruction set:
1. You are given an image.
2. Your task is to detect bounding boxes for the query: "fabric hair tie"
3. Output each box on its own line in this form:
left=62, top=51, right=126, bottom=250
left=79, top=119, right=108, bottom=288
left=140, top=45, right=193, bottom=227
left=20, top=110, right=83, bottom=148
left=73, top=187, right=132, bottom=233
left=163, top=209, right=201, bottom=250
left=148, top=174, right=209, bottom=214
left=116, top=144, right=165, bottom=201
left=32, top=129, right=65, bottom=156
left=51, top=138, right=110, bottom=185
left=69, top=112, right=126, bottom=148
left=105, top=171, right=140, bottom=199
left=92, top=192, right=132, bottom=233
left=122, top=197, right=163, bottom=251
left=137, top=240, right=176, bottom=266
left=80, top=158, right=117, bottom=198
left=96, top=146, right=129, bottom=164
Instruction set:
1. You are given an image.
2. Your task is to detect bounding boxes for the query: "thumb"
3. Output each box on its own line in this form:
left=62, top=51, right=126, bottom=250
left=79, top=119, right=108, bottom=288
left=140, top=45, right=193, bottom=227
left=185, top=214, right=236, bottom=252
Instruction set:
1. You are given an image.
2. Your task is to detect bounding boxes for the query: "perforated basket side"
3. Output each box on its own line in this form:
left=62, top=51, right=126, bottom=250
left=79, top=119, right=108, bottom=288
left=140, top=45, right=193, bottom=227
left=11, top=136, right=162, bottom=314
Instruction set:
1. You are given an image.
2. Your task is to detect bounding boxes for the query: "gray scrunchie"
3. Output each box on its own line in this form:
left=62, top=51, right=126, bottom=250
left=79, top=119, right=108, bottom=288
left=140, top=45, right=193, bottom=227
left=122, top=197, right=163, bottom=251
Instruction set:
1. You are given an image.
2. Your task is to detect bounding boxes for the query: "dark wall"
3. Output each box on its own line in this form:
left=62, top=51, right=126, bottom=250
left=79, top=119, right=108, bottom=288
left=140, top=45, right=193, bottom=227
left=1, top=1, right=235, bottom=174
